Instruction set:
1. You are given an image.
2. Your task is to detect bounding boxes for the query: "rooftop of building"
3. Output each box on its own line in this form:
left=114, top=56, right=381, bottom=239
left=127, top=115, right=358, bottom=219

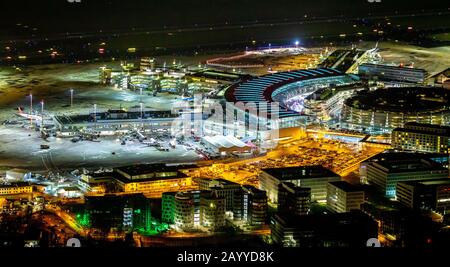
left=86, top=171, right=114, bottom=178
left=328, top=181, right=363, bottom=193
left=211, top=178, right=240, bottom=186
left=262, top=165, right=340, bottom=181
left=58, top=186, right=81, bottom=192
left=398, top=178, right=450, bottom=188
left=162, top=191, right=177, bottom=197
left=115, top=163, right=197, bottom=177
left=344, top=87, right=450, bottom=113
left=201, top=190, right=224, bottom=200
left=444, top=68, right=450, bottom=78
left=279, top=182, right=311, bottom=194
left=372, top=158, right=447, bottom=173
left=225, top=68, right=346, bottom=119
left=187, top=70, right=252, bottom=81
left=274, top=210, right=376, bottom=229
left=359, top=63, right=427, bottom=73
left=432, top=67, right=450, bottom=78
left=85, top=193, right=148, bottom=203
left=55, top=110, right=177, bottom=125
left=364, top=151, right=449, bottom=164
left=175, top=190, right=213, bottom=200
left=113, top=171, right=188, bottom=184
left=242, top=185, right=267, bottom=195
left=0, top=182, right=32, bottom=188
left=393, top=122, right=450, bottom=137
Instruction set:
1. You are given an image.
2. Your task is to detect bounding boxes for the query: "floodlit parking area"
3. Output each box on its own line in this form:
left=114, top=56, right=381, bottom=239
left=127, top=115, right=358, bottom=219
left=194, top=137, right=385, bottom=187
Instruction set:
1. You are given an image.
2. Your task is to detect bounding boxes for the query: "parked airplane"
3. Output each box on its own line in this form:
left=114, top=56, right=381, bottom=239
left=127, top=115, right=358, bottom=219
left=16, top=107, right=43, bottom=122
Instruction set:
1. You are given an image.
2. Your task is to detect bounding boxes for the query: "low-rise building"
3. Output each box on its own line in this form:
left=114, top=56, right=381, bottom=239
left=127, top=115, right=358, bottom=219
left=396, top=178, right=450, bottom=215
left=0, top=182, right=33, bottom=195
left=233, top=185, right=268, bottom=226
left=200, top=191, right=226, bottom=231
left=358, top=63, right=427, bottom=84
left=260, top=166, right=341, bottom=203
left=84, top=193, right=153, bottom=232
left=278, top=182, right=311, bottom=216
left=392, top=122, right=450, bottom=154
left=173, top=190, right=226, bottom=232
left=361, top=202, right=436, bottom=248
left=270, top=210, right=378, bottom=247
left=364, top=153, right=449, bottom=198
left=113, top=164, right=197, bottom=197
left=78, top=172, right=113, bottom=194
left=327, top=181, right=364, bottom=213
left=196, top=178, right=242, bottom=211
left=360, top=152, right=449, bottom=184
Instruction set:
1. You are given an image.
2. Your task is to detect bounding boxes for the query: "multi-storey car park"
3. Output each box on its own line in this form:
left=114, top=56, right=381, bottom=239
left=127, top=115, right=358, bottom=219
left=341, top=87, right=450, bottom=133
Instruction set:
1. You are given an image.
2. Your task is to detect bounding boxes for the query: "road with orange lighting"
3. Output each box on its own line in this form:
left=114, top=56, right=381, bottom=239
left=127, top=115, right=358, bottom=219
left=45, top=205, right=88, bottom=237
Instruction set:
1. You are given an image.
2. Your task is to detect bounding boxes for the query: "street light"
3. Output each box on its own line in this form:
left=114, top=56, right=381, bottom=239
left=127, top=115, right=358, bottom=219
left=29, top=93, right=33, bottom=114
left=70, top=89, right=74, bottom=108
left=40, top=100, right=44, bottom=127
left=29, top=93, right=33, bottom=127
left=93, top=104, right=97, bottom=124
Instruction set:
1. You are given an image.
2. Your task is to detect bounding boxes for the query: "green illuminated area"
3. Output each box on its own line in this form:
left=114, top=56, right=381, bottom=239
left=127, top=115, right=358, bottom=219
left=76, top=213, right=91, bottom=228
left=76, top=207, right=168, bottom=236
left=137, top=207, right=169, bottom=236
left=137, top=222, right=170, bottom=236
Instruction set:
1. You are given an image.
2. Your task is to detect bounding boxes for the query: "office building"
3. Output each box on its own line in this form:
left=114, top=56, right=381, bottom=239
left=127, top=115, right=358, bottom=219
left=161, top=192, right=176, bottom=224
left=200, top=191, right=226, bottom=231
left=327, top=181, right=364, bottom=213
left=365, top=154, right=449, bottom=198
left=260, top=166, right=341, bottom=203
left=197, top=178, right=268, bottom=225
left=360, top=152, right=449, bottom=184
left=396, top=178, right=450, bottom=214
left=278, top=182, right=311, bottom=216
left=78, top=172, right=113, bottom=194
left=392, top=122, right=450, bottom=154
left=270, top=210, right=378, bottom=247
left=358, top=63, right=427, bottom=83
left=174, top=191, right=197, bottom=231
left=112, top=164, right=196, bottom=198
left=361, top=202, right=436, bottom=248
left=84, top=194, right=152, bottom=232
left=196, top=178, right=242, bottom=211
left=233, top=185, right=268, bottom=226
left=173, top=190, right=226, bottom=232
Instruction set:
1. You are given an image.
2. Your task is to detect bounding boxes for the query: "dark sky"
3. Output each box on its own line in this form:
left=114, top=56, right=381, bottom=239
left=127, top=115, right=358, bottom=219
left=0, top=0, right=448, bottom=35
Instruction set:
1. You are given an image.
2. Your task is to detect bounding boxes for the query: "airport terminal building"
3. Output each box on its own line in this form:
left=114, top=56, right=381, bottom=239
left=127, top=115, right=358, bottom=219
left=222, top=68, right=361, bottom=142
